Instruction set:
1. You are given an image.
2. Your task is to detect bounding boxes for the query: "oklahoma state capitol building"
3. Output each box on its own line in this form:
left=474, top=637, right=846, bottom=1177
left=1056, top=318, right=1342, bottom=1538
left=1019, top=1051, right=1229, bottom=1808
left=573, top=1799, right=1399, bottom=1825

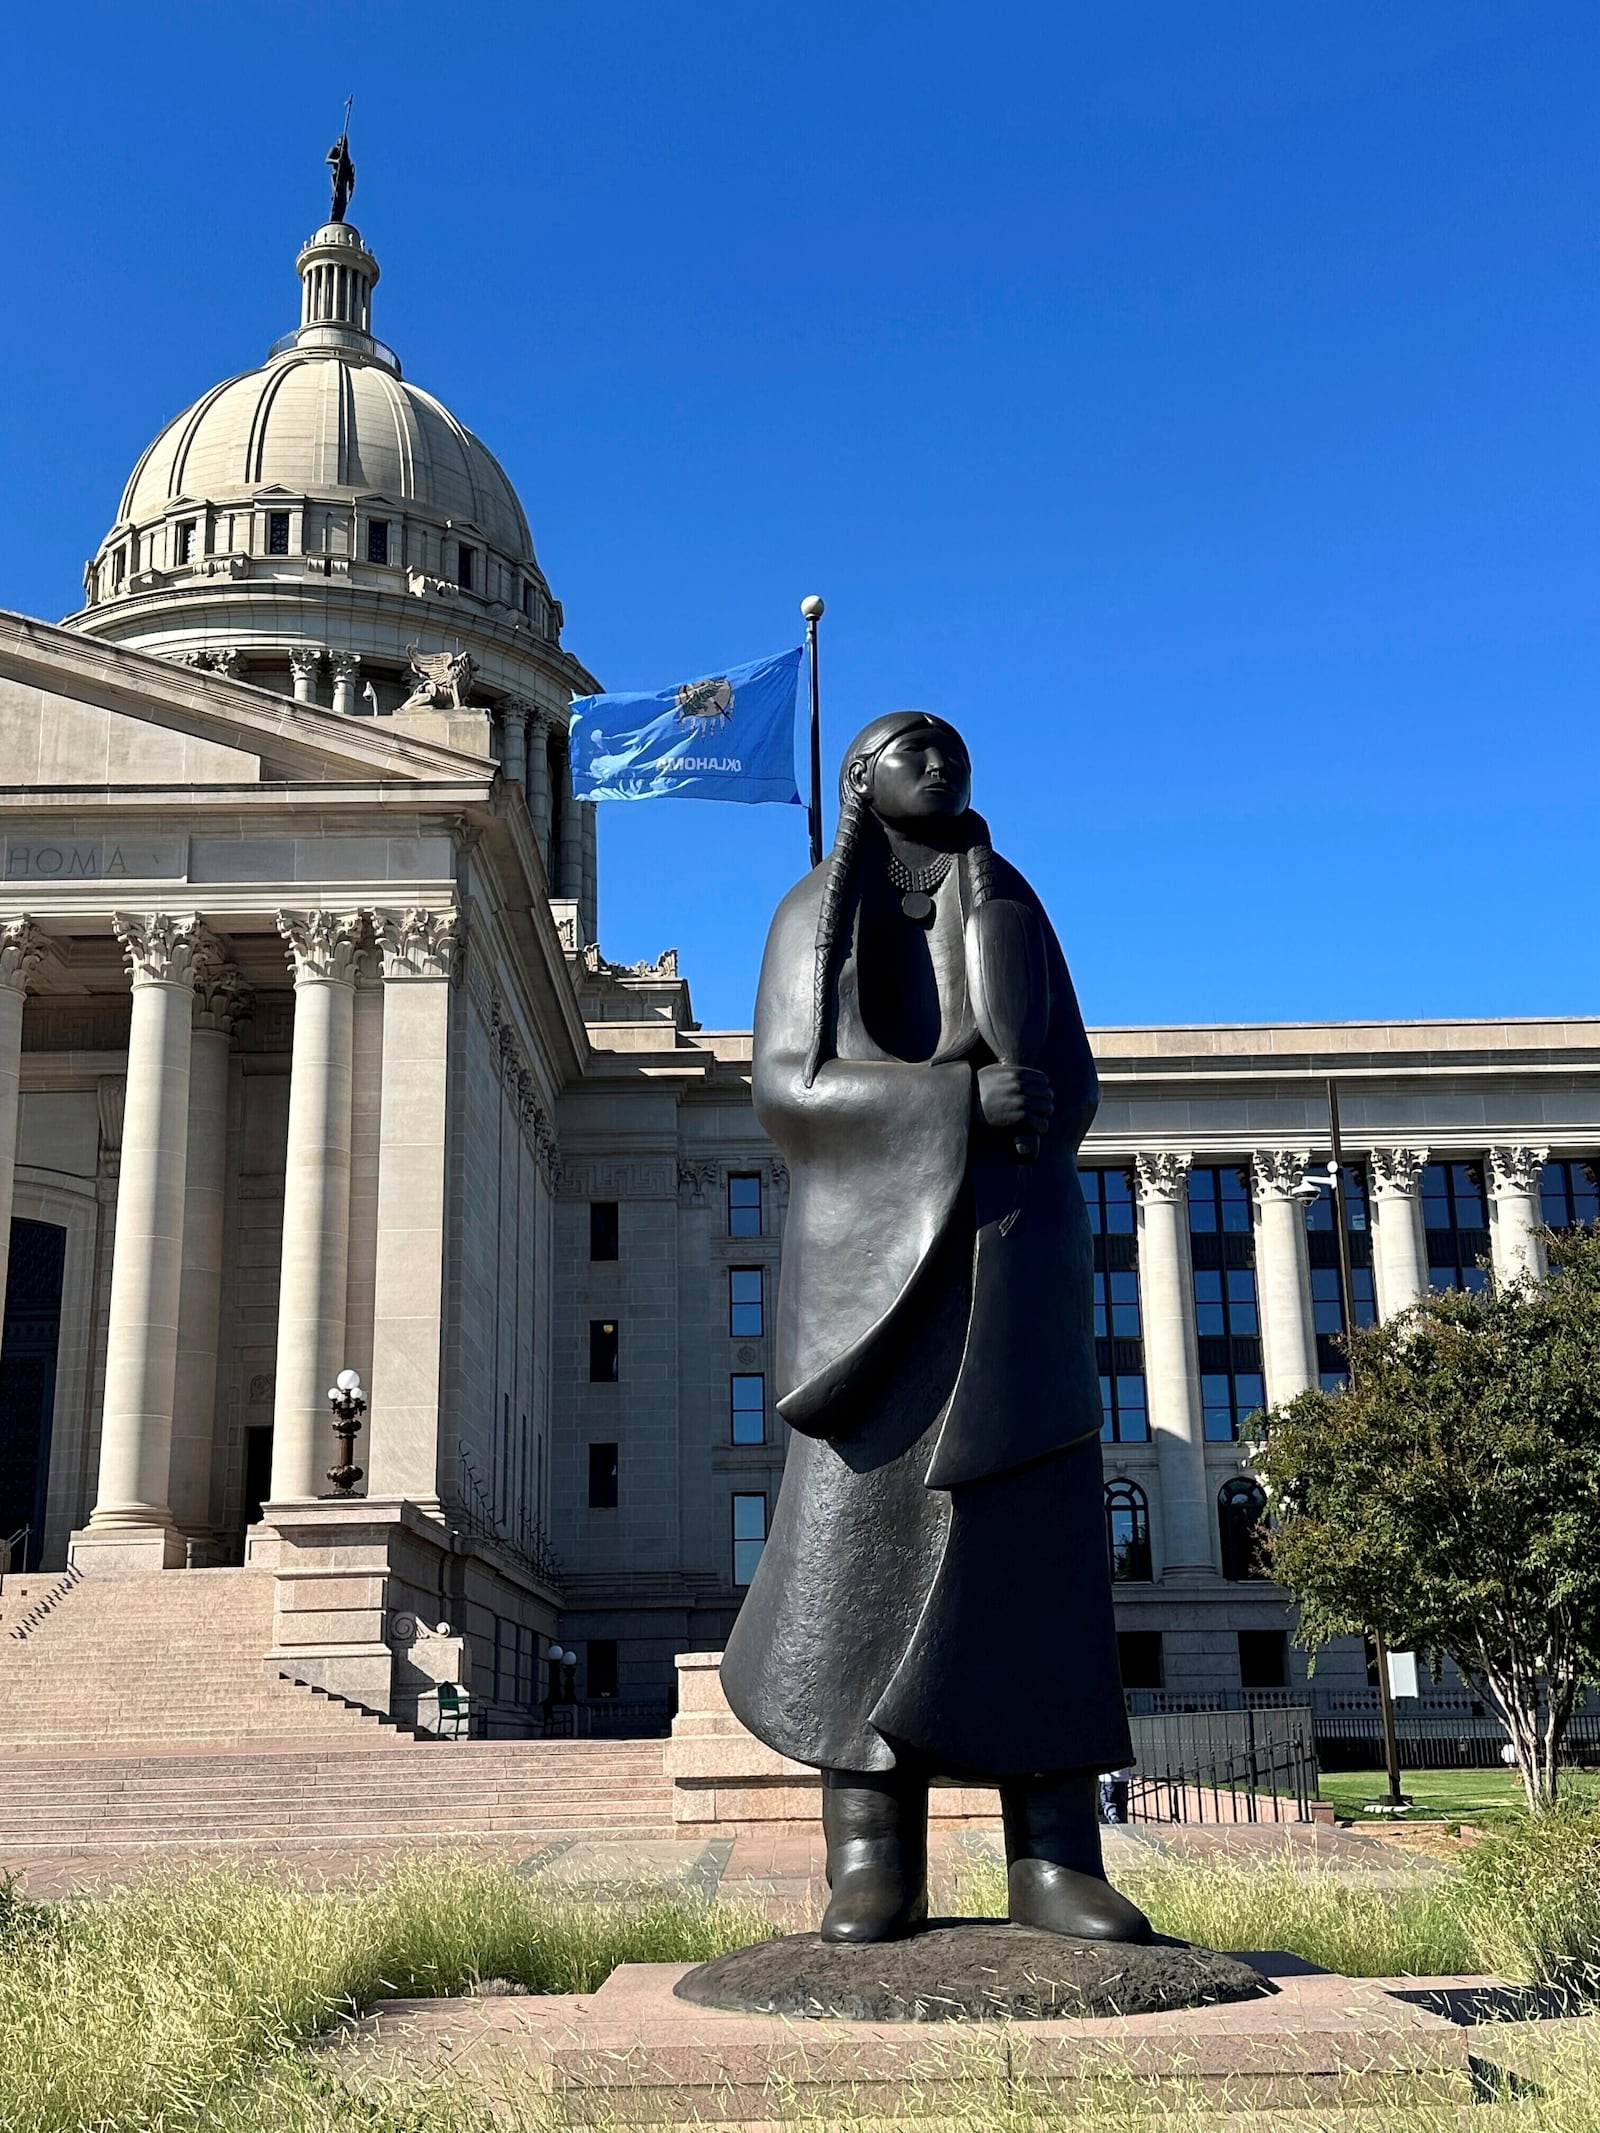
left=0, top=185, right=1592, bottom=1734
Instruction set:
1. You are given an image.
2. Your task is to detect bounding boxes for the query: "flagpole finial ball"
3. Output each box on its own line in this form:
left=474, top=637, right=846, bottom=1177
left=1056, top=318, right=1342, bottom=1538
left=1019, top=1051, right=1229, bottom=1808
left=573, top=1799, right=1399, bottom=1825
left=801, top=595, right=825, bottom=622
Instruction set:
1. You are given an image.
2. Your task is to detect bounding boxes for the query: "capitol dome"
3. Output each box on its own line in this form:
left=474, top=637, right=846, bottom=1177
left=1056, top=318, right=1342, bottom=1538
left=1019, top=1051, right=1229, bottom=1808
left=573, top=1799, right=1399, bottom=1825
left=65, top=201, right=594, bottom=732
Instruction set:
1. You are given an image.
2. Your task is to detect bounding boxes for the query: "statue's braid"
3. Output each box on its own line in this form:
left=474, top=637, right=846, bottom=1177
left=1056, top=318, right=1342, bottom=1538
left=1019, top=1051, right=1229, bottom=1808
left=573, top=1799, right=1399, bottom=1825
left=966, top=814, right=997, bottom=909
left=803, top=790, right=865, bottom=1088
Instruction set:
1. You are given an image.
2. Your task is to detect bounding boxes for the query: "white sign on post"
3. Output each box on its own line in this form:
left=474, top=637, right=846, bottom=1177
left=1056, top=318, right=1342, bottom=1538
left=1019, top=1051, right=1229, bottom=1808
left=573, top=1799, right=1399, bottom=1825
left=1386, top=1649, right=1420, bottom=1701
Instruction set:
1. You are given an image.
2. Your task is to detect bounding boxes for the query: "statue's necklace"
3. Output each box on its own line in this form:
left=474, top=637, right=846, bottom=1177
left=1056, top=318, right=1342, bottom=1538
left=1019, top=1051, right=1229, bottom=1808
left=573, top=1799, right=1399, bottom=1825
left=886, top=850, right=954, bottom=924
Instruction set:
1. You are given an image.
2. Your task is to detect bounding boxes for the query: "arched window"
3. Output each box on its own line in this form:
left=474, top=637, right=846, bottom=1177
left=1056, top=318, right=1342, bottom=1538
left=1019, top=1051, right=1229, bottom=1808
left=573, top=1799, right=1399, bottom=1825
left=1105, top=1479, right=1151, bottom=1582
left=1218, top=1478, right=1269, bottom=1583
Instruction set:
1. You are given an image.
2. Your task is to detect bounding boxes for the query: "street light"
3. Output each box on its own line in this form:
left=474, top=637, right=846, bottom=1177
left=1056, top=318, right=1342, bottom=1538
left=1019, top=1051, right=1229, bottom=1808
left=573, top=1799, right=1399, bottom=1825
left=325, top=1368, right=367, bottom=1496
left=1297, top=1082, right=1409, bottom=1814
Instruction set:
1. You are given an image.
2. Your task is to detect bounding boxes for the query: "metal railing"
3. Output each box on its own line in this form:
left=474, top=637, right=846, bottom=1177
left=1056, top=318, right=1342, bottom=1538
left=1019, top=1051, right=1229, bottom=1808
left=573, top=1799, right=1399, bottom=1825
left=1125, top=1707, right=1318, bottom=1824
left=445, top=1444, right=562, bottom=1590
left=0, top=1526, right=29, bottom=1576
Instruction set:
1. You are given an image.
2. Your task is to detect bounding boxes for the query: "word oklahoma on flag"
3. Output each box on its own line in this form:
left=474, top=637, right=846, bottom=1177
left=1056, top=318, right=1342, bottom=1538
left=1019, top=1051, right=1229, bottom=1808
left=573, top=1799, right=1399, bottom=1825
left=569, top=647, right=804, bottom=808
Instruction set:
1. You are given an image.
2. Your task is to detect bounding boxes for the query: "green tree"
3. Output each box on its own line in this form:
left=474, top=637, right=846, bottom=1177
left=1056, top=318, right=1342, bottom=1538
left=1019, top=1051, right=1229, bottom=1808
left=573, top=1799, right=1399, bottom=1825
left=1254, top=1230, right=1600, bottom=1811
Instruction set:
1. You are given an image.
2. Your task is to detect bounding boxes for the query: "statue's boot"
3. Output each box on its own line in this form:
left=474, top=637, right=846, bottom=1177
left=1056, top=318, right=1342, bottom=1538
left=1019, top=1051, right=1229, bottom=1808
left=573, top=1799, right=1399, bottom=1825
left=819, top=1767, right=929, bottom=1944
left=1001, top=1772, right=1152, bottom=1942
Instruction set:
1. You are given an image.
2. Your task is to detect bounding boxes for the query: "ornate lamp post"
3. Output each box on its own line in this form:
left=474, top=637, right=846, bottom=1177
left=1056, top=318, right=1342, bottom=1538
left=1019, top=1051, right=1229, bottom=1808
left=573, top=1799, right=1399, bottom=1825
left=325, top=1367, right=367, bottom=1496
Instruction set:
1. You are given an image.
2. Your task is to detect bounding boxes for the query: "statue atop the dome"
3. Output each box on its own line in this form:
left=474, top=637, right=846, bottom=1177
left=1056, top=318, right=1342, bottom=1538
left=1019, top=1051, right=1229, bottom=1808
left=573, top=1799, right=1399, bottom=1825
left=401, top=646, right=478, bottom=712
left=326, top=121, right=356, bottom=224
left=719, top=711, right=1151, bottom=1948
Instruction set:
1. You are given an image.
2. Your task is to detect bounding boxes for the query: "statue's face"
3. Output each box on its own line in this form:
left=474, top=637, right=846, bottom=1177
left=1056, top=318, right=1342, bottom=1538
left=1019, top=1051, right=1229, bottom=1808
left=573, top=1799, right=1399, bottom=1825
left=852, top=728, right=971, bottom=824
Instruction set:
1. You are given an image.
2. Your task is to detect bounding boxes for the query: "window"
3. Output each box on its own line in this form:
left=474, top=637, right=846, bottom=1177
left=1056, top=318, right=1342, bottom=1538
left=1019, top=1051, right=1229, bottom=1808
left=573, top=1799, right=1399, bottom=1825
left=1305, top=1165, right=1376, bottom=1385
left=587, top=1638, right=619, bottom=1699
left=729, top=1268, right=763, bottom=1337
left=266, top=511, right=290, bottom=555
left=366, top=519, right=390, bottom=565
left=728, top=1174, right=762, bottom=1237
left=457, top=543, right=476, bottom=590
left=731, top=1373, right=765, bottom=1445
left=111, top=546, right=126, bottom=586
left=1104, top=1479, right=1152, bottom=1582
left=175, top=519, right=196, bottom=565
left=587, top=1441, right=618, bottom=1508
left=589, top=1201, right=619, bottom=1261
left=732, top=1493, right=767, bottom=1585
left=1421, top=1162, right=1491, bottom=1293
left=1238, top=1628, right=1288, bottom=1691
left=1542, top=1159, right=1600, bottom=1232
left=1083, top=1168, right=1148, bottom=1442
left=1219, top=1478, right=1269, bottom=1582
left=1117, top=1630, right=1164, bottom=1691
left=589, top=1319, right=619, bottom=1381
left=1189, top=1167, right=1262, bottom=1440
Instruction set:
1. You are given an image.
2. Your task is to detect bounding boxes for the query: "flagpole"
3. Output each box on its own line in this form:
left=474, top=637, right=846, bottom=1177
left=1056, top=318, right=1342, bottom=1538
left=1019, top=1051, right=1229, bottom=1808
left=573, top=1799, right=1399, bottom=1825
left=801, top=595, right=825, bottom=867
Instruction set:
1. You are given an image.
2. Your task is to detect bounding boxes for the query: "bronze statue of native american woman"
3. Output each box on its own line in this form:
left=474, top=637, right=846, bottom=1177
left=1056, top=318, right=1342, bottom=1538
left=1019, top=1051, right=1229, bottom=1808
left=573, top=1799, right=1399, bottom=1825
left=721, top=711, right=1151, bottom=1944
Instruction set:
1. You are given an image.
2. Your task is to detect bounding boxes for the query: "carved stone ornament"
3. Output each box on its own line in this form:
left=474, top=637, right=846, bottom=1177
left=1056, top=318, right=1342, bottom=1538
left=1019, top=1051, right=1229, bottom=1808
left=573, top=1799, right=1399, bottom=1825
left=0, top=917, right=48, bottom=995
left=677, top=1159, right=718, bottom=1197
left=288, top=647, right=324, bottom=683
left=1251, top=1149, right=1310, bottom=1201
left=401, top=644, right=478, bottom=711
left=97, top=1075, right=125, bottom=1178
left=1488, top=1144, right=1550, bottom=1197
left=1133, top=1150, right=1193, bottom=1204
left=375, top=906, right=458, bottom=980
left=330, top=651, right=361, bottom=682
left=191, top=937, right=252, bottom=1035
left=1369, top=1146, right=1430, bottom=1198
left=277, top=909, right=367, bottom=985
left=113, top=911, right=206, bottom=989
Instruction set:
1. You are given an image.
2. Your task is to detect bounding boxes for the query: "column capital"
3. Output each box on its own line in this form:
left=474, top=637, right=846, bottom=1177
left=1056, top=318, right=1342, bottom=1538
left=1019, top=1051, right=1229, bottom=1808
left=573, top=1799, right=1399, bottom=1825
left=0, top=916, right=49, bottom=995
left=192, top=939, right=252, bottom=1036
left=288, top=647, right=324, bottom=680
left=1488, top=1144, right=1549, bottom=1196
left=113, top=911, right=206, bottom=990
left=1133, top=1150, right=1192, bottom=1204
left=1370, top=1146, right=1430, bottom=1198
left=329, top=650, right=361, bottom=680
left=277, top=909, right=367, bottom=985
left=1251, top=1148, right=1310, bottom=1201
left=373, top=905, right=458, bottom=980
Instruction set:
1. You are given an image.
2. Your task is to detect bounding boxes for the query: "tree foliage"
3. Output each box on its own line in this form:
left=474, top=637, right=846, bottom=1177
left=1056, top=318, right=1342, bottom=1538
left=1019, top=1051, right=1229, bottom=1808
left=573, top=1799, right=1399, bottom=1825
left=1254, top=1229, right=1600, bottom=1811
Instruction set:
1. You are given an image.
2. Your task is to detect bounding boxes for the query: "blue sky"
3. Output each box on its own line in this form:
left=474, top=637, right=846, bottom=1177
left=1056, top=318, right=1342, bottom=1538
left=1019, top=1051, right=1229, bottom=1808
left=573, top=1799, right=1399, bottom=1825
left=1, top=3, right=1594, bottom=1029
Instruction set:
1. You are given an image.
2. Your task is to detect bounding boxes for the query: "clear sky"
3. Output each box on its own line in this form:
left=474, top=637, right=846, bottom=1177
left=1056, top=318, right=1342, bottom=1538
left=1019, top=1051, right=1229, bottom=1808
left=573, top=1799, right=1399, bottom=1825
left=1, top=3, right=1594, bottom=1029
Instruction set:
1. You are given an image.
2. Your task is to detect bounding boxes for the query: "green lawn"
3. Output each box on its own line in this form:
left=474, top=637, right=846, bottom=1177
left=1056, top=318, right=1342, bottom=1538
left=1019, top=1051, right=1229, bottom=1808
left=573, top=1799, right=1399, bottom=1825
left=1318, top=1766, right=1600, bottom=1821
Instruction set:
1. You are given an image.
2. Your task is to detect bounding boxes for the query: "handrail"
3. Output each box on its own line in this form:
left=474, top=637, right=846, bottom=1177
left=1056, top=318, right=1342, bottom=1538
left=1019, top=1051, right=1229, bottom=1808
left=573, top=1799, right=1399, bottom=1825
left=0, top=1526, right=29, bottom=1575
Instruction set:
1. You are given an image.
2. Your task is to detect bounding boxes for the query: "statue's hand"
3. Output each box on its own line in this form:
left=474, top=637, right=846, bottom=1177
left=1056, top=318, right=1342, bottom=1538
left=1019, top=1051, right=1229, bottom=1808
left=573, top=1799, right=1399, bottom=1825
left=977, top=1064, right=1053, bottom=1138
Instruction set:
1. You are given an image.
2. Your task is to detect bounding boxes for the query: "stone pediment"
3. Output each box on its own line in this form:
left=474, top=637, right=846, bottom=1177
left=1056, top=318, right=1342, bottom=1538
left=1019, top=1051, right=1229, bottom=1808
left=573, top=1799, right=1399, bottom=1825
left=0, top=610, right=497, bottom=789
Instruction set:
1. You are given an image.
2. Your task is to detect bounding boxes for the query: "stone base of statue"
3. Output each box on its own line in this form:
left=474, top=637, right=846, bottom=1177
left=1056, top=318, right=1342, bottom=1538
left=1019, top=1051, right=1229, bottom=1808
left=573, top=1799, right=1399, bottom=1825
left=674, top=1922, right=1268, bottom=2022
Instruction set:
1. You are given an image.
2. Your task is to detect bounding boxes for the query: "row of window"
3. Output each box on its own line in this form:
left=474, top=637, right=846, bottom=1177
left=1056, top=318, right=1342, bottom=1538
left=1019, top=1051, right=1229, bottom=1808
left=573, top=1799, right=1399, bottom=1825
left=588, top=1272, right=765, bottom=1384
left=585, top=1440, right=769, bottom=1587
left=1107, top=1476, right=1268, bottom=1583
left=111, top=513, right=549, bottom=625
left=1118, top=1628, right=1289, bottom=1693
left=589, top=1176, right=766, bottom=1260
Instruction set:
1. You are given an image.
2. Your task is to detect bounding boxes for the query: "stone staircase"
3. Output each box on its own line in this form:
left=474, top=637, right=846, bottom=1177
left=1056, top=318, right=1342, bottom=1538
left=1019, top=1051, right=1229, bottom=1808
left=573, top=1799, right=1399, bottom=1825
left=0, top=1566, right=409, bottom=1753
left=0, top=1739, right=676, bottom=1861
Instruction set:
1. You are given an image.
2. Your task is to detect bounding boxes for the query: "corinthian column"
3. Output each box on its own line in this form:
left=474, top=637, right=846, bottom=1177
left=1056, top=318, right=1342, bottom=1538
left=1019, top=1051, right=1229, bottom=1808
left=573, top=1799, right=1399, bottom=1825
left=330, top=651, right=361, bottom=717
left=1370, top=1147, right=1430, bottom=1316
left=169, top=947, right=249, bottom=1548
left=367, top=907, right=457, bottom=1506
left=499, top=699, right=528, bottom=789
left=557, top=733, right=584, bottom=905
left=270, top=911, right=364, bottom=1501
left=1133, top=1151, right=1213, bottom=1579
left=1489, top=1145, right=1549, bottom=1285
left=525, top=709, right=554, bottom=869
left=1251, top=1150, right=1317, bottom=1404
left=0, top=919, right=48, bottom=1314
left=79, top=913, right=206, bottom=1569
left=580, top=801, right=598, bottom=948
left=289, top=647, right=323, bottom=705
